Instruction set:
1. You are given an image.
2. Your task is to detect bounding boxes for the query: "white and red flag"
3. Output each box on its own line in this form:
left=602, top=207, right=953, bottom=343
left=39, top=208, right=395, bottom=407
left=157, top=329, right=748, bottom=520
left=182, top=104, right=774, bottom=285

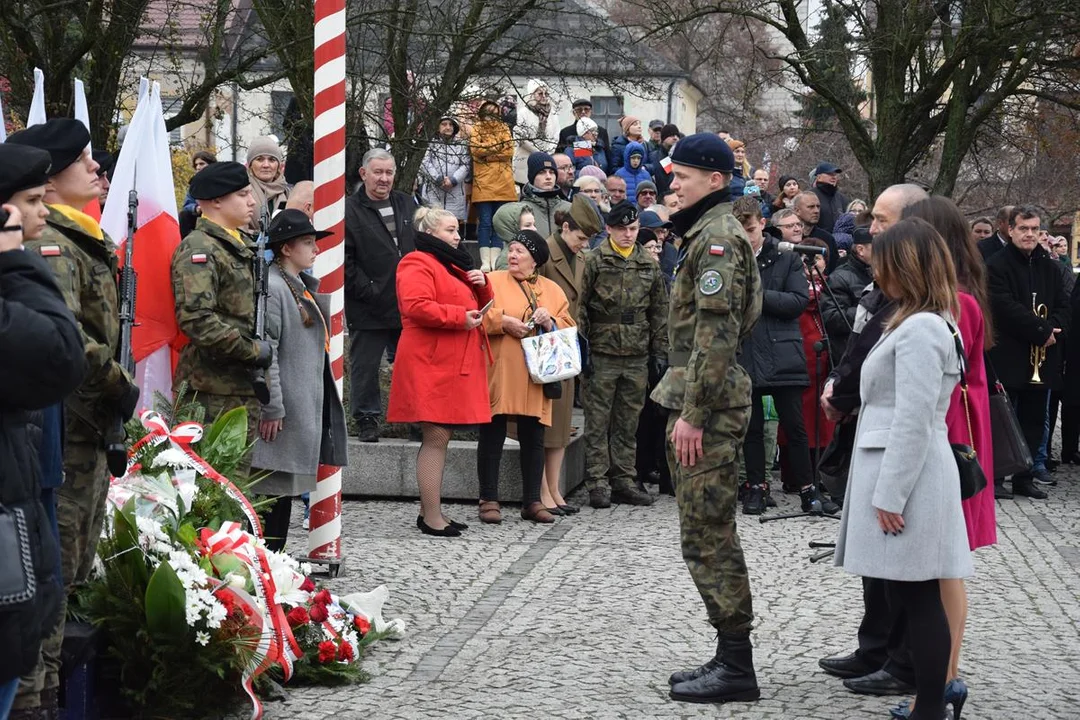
left=100, top=81, right=183, bottom=407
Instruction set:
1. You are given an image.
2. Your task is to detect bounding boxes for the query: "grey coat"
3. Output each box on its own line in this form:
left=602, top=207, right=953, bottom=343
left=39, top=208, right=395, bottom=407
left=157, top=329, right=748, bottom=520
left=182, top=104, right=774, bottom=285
left=252, top=265, right=348, bottom=494
left=834, top=312, right=973, bottom=582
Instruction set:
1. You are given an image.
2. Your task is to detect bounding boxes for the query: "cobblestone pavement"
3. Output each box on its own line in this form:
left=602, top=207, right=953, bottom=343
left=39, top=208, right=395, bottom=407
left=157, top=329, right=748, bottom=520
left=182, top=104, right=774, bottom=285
left=259, top=467, right=1080, bottom=720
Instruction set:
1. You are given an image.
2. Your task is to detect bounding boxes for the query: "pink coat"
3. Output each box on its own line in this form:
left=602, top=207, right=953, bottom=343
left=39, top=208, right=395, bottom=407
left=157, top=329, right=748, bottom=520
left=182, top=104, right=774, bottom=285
left=946, top=292, right=997, bottom=550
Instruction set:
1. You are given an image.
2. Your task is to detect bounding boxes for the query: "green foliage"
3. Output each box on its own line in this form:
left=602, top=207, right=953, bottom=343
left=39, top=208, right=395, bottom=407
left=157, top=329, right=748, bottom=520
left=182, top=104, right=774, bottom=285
left=145, top=562, right=187, bottom=637
left=198, top=406, right=251, bottom=481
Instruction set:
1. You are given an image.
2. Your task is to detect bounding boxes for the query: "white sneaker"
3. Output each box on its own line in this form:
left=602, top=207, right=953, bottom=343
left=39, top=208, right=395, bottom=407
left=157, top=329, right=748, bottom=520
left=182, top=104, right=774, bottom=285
left=302, top=517, right=310, bottom=530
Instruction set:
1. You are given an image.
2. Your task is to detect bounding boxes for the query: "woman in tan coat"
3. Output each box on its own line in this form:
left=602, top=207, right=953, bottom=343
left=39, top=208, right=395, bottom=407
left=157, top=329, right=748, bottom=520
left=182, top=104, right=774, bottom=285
left=537, top=195, right=605, bottom=513
left=469, top=99, right=518, bottom=271
left=479, top=230, right=574, bottom=524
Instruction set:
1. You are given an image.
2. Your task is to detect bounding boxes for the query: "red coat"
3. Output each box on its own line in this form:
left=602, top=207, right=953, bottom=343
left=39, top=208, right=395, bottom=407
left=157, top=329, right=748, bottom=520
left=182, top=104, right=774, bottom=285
left=386, top=251, right=494, bottom=425
left=778, top=278, right=836, bottom=450
left=946, top=291, right=996, bottom=550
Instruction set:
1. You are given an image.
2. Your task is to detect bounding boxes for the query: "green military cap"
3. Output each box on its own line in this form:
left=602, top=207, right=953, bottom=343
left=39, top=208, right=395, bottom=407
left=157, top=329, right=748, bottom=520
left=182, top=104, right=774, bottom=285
left=569, top=193, right=604, bottom=237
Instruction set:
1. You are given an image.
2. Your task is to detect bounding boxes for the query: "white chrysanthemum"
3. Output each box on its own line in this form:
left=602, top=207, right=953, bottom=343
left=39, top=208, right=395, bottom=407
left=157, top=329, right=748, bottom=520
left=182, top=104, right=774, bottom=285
left=196, top=631, right=210, bottom=646
left=153, top=448, right=199, bottom=470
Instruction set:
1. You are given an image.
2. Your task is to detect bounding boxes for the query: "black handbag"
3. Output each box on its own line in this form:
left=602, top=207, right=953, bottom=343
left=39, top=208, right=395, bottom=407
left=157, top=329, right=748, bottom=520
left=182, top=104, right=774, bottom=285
left=983, top=357, right=1034, bottom=479
left=0, top=504, right=38, bottom=608
left=948, top=326, right=987, bottom=500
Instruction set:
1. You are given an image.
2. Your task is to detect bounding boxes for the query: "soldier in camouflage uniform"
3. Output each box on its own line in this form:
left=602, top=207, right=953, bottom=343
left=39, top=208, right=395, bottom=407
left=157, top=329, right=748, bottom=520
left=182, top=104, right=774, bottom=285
left=578, top=200, right=668, bottom=508
left=171, top=162, right=273, bottom=465
left=649, top=134, right=763, bottom=705
left=7, top=119, right=139, bottom=718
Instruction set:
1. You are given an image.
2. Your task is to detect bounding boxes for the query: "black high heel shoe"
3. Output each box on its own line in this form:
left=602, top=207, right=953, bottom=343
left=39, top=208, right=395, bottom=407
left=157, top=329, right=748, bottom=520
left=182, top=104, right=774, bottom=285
left=416, top=516, right=461, bottom=537
left=945, top=678, right=967, bottom=720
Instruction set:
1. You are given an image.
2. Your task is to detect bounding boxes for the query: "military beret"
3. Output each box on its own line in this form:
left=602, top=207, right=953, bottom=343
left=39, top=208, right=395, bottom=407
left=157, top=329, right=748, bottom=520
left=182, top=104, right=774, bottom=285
left=189, top=161, right=250, bottom=200
left=267, top=208, right=333, bottom=245
left=569, top=193, right=604, bottom=237
left=606, top=200, right=639, bottom=228
left=6, top=118, right=90, bottom=176
left=510, top=229, right=550, bottom=267
left=0, top=145, right=52, bottom=203
left=669, top=132, right=735, bottom=174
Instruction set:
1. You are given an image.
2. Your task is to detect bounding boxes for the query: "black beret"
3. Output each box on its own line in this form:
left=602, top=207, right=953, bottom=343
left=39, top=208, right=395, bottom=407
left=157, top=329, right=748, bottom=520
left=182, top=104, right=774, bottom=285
left=268, top=208, right=333, bottom=245
left=189, top=161, right=250, bottom=200
left=6, top=118, right=90, bottom=176
left=636, top=228, right=658, bottom=246
left=669, top=132, right=735, bottom=174
left=606, top=200, right=639, bottom=228
left=92, top=150, right=114, bottom=179
left=511, top=229, right=550, bottom=267
left=0, top=145, right=52, bottom=203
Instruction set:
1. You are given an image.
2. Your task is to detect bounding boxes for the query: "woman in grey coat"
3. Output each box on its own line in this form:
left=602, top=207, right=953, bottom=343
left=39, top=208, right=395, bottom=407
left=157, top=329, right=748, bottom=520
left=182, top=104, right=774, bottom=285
left=252, top=210, right=349, bottom=551
left=419, top=116, right=470, bottom=220
left=833, top=218, right=972, bottom=720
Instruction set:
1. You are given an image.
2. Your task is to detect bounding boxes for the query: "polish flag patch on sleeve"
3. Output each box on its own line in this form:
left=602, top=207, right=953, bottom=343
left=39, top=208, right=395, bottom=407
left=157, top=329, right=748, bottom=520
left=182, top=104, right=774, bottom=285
left=39, top=245, right=62, bottom=257
left=660, top=156, right=673, bottom=174
left=191, top=253, right=208, bottom=264
left=709, top=244, right=725, bottom=256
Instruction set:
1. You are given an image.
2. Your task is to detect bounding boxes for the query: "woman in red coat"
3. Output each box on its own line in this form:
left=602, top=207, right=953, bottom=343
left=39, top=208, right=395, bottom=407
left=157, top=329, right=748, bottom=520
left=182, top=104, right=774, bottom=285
left=778, top=239, right=836, bottom=491
left=388, top=206, right=493, bottom=537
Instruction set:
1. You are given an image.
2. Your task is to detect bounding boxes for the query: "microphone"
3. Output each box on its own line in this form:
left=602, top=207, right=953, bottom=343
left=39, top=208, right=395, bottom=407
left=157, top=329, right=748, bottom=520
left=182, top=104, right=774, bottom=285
left=778, top=241, right=827, bottom=255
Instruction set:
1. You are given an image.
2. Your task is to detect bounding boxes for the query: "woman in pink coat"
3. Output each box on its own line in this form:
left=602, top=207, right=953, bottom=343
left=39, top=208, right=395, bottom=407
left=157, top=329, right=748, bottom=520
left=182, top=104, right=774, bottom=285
left=899, top=197, right=995, bottom=717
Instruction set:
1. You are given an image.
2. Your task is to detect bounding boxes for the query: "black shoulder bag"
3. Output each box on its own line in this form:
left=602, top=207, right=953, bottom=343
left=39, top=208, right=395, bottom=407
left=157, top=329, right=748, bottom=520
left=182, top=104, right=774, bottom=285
left=948, top=325, right=987, bottom=500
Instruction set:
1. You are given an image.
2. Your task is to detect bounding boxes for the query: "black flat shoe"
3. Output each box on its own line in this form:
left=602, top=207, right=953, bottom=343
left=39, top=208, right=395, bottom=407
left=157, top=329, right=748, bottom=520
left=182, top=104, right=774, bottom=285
left=545, top=506, right=567, bottom=516
left=417, top=515, right=468, bottom=531
left=417, top=517, right=461, bottom=537
left=842, top=669, right=915, bottom=696
left=818, top=651, right=878, bottom=680
left=557, top=504, right=580, bottom=515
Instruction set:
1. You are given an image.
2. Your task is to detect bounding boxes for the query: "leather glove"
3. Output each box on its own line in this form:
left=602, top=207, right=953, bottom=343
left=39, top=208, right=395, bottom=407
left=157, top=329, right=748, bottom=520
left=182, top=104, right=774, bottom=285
left=119, top=381, right=141, bottom=422
left=648, top=356, right=668, bottom=387
left=254, top=340, right=274, bottom=369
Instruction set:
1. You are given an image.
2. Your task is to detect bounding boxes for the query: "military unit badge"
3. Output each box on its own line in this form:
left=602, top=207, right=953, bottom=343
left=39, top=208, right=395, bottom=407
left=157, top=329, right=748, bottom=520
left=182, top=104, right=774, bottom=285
left=699, top=269, right=723, bottom=295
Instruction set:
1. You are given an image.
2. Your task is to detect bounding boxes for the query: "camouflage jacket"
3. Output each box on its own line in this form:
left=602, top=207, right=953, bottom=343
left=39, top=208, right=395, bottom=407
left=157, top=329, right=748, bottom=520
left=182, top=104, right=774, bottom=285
left=577, top=240, right=668, bottom=358
left=651, top=197, right=761, bottom=426
left=24, top=206, right=131, bottom=441
left=172, top=217, right=260, bottom=396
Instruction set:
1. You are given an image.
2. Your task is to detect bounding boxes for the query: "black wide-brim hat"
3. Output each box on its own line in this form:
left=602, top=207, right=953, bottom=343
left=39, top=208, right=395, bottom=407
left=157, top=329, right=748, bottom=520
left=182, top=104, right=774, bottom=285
left=267, top=208, right=334, bottom=245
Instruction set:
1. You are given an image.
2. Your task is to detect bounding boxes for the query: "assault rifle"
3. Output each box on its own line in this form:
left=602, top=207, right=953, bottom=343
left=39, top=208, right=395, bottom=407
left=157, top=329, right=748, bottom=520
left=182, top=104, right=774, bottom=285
left=251, top=205, right=271, bottom=404
left=105, top=188, right=139, bottom=477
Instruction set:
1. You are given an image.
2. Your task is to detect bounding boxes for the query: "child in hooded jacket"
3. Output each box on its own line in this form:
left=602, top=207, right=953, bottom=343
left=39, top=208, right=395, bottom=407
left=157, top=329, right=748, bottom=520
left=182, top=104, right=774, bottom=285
left=615, top=142, right=654, bottom=206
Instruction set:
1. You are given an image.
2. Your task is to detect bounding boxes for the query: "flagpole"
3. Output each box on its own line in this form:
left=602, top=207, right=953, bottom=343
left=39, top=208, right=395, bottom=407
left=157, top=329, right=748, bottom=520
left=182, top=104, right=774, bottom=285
left=307, top=0, right=347, bottom=575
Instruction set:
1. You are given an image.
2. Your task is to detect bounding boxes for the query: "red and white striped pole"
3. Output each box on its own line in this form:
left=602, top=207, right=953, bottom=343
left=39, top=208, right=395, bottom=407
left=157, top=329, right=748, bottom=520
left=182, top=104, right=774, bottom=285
left=308, top=0, right=346, bottom=570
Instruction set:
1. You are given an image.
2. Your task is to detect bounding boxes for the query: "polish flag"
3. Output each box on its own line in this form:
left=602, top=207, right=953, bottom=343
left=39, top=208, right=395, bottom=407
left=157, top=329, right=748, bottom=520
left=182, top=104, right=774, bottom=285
left=73, top=78, right=101, bottom=221
left=100, top=81, right=183, bottom=408
left=573, top=140, right=593, bottom=158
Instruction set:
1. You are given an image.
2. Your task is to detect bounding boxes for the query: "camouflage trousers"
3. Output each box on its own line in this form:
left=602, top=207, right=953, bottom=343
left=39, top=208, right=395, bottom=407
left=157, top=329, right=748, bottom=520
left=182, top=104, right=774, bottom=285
left=667, top=406, right=755, bottom=634
left=583, top=354, right=648, bottom=491
left=15, top=442, right=108, bottom=708
left=196, top=392, right=262, bottom=475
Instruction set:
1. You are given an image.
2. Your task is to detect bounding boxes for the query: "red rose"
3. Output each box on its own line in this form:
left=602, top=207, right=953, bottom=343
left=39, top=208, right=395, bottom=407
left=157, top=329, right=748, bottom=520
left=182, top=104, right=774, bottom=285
left=313, top=589, right=332, bottom=607
left=337, top=641, right=354, bottom=662
left=300, top=577, right=316, bottom=593
left=286, top=607, right=310, bottom=628
left=353, top=615, right=371, bottom=635
left=309, top=603, right=329, bottom=623
left=317, top=640, right=337, bottom=664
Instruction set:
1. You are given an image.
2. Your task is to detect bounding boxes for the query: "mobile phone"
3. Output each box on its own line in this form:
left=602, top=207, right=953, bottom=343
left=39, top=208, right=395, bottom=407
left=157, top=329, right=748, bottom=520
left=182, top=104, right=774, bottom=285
left=479, top=299, right=494, bottom=314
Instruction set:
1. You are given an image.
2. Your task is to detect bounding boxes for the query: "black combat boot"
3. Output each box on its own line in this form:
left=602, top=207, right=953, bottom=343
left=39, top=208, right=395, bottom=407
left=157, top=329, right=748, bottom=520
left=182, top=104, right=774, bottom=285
left=670, top=632, right=761, bottom=704
left=668, top=636, right=722, bottom=686
left=742, top=484, right=767, bottom=515
left=588, top=487, right=612, bottom=509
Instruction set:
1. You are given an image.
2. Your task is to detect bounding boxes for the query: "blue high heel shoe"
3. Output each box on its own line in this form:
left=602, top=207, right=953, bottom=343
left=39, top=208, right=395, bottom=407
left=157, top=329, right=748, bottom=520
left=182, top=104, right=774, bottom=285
left=945, top=678, right=968, bottom=720
left=888, top=679, right=967, bottom=720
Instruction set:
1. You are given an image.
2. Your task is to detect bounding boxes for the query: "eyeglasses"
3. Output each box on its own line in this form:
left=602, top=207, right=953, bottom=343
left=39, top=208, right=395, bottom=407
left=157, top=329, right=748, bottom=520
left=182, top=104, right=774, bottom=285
left=638, top=191, right=656, bottom=196
left=556, top=165, right=573, bottom=172
left=775, top=222, right=801, bottom=230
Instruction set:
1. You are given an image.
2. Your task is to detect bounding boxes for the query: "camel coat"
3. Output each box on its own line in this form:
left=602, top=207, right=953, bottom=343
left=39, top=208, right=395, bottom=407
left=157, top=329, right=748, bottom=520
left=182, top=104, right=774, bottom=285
left=539, top=231, right=586, bottom=447
left=469, top=120, right=518, bottom=203
left=483, top=271, right=575, bottom=426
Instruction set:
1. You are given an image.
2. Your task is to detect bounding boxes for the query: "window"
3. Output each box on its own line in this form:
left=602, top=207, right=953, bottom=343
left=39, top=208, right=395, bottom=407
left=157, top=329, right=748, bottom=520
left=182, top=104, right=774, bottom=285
left=590, top=96, right=624, bottom=141
left=160, top=96, right=183, bottom=146
left=270, top=91, right=294, bottom=141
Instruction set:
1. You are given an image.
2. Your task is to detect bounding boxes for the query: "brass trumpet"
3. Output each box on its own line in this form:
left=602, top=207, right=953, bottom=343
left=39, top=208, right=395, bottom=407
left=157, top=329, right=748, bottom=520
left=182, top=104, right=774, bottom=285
left=1031, top=292, right=1049, bottom=384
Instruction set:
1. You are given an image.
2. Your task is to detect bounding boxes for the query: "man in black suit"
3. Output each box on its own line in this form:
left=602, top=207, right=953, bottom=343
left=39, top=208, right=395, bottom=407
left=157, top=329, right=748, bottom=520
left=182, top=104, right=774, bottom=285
left=977, top=204, right=1014, bottom=263
left=556, top=99, right=611, bottom=155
